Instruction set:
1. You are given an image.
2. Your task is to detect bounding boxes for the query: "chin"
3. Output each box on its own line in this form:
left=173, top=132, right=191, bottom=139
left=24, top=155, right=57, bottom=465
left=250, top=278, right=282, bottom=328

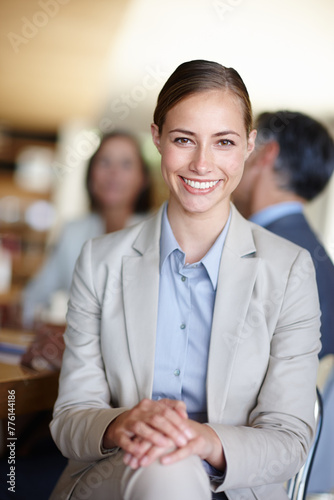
left=181, top=200, right=218, bottom=215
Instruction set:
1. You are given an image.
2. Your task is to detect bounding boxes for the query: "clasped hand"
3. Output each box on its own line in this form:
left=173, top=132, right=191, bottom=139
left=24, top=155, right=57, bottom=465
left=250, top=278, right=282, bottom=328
left=103, top=398, right=224, bottom=471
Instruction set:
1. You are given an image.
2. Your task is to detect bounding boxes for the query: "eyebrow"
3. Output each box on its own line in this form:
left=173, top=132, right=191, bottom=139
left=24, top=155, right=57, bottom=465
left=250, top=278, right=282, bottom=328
left=168, top=128, right=241, bottom=138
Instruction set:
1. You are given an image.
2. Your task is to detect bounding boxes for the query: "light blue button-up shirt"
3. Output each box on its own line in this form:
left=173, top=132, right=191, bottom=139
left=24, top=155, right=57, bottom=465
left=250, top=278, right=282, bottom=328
left=152, top=204, right=231, bottom=423
left=249, top=201, right=303, bottom=227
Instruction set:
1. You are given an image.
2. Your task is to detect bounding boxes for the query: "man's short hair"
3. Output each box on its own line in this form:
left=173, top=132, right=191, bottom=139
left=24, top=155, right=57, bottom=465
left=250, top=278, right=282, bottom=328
left=255, top=111, right=334, bottom=200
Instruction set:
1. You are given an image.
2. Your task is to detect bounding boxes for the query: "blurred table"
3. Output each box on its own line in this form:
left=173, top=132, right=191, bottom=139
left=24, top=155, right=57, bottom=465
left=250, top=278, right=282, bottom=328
left=0, top=286, right=22, bottom=328
left=0, top=329, right=59, bottom=419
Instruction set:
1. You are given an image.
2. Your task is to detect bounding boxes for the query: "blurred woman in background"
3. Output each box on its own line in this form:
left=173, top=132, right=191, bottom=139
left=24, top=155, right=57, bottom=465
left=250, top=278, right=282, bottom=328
left=21, top=131, right=152, bottom=367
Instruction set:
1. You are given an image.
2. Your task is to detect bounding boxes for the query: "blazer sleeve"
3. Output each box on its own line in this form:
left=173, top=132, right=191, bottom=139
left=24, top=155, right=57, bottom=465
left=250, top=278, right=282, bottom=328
left=50, top=239, right=127, bottom=461
left=208, top=247, right=321, bottom=492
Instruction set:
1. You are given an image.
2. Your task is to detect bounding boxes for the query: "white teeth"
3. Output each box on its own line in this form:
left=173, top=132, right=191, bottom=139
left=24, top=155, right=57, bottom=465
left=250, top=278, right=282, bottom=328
left=183, top=178, right=219, bottom=189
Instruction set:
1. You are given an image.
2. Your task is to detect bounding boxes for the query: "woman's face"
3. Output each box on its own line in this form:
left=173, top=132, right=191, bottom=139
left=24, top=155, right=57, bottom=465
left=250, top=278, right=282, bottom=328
left=151, top=90, right=256, bottom=218
left=90, top=136, right=145, bottom=211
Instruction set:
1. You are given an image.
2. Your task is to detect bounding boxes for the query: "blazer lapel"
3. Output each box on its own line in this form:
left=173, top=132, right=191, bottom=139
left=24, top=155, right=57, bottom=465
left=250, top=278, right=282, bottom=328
left=122, top=207, right=163, bottom=401
left=122, top=204, right=260, bottom=414
left=207, top=205, right=260, bottom=421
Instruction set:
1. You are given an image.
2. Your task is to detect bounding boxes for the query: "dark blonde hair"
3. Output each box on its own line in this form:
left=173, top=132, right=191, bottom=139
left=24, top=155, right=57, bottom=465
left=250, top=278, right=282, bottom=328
left=153, top=59, right=253, bottom=135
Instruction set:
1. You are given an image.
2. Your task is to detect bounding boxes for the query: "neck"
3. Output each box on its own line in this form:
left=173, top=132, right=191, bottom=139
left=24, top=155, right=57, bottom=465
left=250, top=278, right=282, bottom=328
left=250, top=189, right=305, bottom=216
left=100, top=206, right=134, bottom=233
left=167, top=200, right=230, bottom=264
left=246, top=169, right=306, bottom=217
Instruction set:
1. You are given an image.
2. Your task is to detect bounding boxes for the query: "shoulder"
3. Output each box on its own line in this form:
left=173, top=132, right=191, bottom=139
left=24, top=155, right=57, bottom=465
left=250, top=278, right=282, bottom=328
left=227, top=206, right=316, bottom=297
left=258, top=213, right=334, bottom=286
left=251, top=219, right=306, bottom=259
left=61, top=213, right=104, bottom=239
left=73, top=209, right=162, bottom=298
left=126, top=212, right=151, bottom=227
left=84, top=208, right=162, bottom=264
left=229, top=204, right=309, bottom=264
left=266, top=213, right=321, bottom=249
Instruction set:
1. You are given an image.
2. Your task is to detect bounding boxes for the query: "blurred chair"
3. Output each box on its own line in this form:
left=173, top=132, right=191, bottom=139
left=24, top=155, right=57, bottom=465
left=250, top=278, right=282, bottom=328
left=306, top=356, right=334, bottom=497
left=307, top=495, right=334, bottom=500
left=286, top=388, right=323, bottom=500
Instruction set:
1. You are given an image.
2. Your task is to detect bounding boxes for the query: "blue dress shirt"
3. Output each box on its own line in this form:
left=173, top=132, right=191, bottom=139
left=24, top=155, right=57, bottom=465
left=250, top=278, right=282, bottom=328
left=152, top=204, right=231, bottom=423
left=249, top=201, right=303, bottom=227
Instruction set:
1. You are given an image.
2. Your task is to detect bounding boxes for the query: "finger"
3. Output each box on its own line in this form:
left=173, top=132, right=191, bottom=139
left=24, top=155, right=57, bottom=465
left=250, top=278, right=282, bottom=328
left=159, top=399, right=188, bottom=419
left=123, top=436, right=153, bottom=465
left=123, top=436, right=143, bottom=465
left=124, top=435, right=159, bottom=469
left=160, top=441, right=196, bottom=465
left=106, top=406, right=169, bottom=452
left=127, top=455, right=140, bottom=469
left=139, top=444, right=175, bottom=468
left=129, top=419, right=174, bottom=448
left=115, top=400, right=192, bottom=452
left=153, top=402, right=191, bottom=433
left=136, top=409, right=191, bottom=447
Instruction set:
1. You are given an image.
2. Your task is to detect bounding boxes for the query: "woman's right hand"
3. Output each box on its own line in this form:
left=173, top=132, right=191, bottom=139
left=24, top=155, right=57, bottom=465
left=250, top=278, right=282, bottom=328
left=21, top=323, right=65, bottom=371
left=102, top=398, right=194, bottom=468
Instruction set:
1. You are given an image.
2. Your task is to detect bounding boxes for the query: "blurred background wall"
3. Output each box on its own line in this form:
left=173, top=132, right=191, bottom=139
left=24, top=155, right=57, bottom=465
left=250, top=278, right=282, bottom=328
left=0, top=0, right=333, bottom=288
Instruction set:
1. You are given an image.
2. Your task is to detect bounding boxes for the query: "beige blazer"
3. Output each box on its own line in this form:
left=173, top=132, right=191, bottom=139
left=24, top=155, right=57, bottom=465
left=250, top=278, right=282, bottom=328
left=50, top=204, right=321, bottom=500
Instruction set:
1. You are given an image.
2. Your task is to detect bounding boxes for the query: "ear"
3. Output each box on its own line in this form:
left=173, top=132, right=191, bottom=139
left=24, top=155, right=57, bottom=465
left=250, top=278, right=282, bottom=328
left=246, top=129, right=257, bottom=159
left=260, top=140, right=280, bottom=168
left=151, top=124, right=161, bottom=154
left=246, top=139, right=280, bottom=170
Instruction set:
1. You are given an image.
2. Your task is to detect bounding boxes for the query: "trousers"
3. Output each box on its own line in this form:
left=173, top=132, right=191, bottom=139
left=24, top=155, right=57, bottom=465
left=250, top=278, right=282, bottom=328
left=50, top=449, right=227, bottom=500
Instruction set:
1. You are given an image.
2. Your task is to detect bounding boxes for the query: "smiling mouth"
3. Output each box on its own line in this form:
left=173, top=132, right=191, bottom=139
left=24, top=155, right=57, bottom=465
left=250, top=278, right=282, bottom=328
left=182, top=177, right=220, bottom=190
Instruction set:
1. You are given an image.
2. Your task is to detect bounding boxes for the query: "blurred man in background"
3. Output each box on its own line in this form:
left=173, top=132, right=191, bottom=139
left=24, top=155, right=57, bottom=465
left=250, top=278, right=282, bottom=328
left=233, top=110, right=334, bottom=358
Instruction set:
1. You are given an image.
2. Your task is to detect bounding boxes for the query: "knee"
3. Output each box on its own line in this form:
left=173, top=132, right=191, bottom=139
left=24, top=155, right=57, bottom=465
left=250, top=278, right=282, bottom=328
left=70, top=453, right=126, bottom=500
left=123, top=455, right=211, bottom=500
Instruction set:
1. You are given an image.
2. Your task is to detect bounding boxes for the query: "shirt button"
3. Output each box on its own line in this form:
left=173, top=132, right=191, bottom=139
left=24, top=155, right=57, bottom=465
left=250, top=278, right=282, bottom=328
left=181, top=276, right=186, bottom=282
left=174, top=369, right=180, bottom=376
left=180, top=323, right=186, bottom=330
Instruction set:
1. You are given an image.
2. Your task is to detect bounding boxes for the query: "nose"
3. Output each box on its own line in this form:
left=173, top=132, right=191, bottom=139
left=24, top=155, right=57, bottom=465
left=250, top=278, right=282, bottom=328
left=105, top=160, right=122, bottom=175
left=190, top=144, right=213, bottom=175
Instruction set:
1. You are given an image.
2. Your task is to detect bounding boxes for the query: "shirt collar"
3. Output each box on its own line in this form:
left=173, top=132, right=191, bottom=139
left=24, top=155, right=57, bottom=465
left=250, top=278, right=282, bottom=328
left=160, top=204, right=180, bottom=271
left=160, top=203, right=231, bottom=290
left=250, top=202, right=303, bottom=227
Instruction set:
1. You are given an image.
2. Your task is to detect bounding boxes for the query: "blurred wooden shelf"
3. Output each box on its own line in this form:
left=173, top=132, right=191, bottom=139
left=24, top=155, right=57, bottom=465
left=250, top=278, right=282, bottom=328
left=0, top=172, right=51, bottom=201
left=0, top=172, right=52, bottom=285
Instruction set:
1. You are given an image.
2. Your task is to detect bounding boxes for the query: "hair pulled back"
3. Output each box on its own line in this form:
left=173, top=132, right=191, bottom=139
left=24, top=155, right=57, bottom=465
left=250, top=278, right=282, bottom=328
left=153, top=59, right=253, bottom=135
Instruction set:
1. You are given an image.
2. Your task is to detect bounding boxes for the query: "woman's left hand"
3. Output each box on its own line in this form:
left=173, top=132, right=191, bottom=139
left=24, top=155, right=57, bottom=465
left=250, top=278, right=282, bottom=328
left=124, top=418, right=225, bottom=472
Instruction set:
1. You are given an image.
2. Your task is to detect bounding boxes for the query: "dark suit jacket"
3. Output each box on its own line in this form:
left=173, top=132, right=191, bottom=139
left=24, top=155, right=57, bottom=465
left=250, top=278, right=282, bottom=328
left=265, top=213, right=334, bottom=358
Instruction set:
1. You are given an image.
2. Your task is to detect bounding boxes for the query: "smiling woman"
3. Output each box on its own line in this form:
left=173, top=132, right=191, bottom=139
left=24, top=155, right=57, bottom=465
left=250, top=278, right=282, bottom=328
left=49, top=60, right=321, bottom=500
left=151, top=89, right=256, bottom=262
